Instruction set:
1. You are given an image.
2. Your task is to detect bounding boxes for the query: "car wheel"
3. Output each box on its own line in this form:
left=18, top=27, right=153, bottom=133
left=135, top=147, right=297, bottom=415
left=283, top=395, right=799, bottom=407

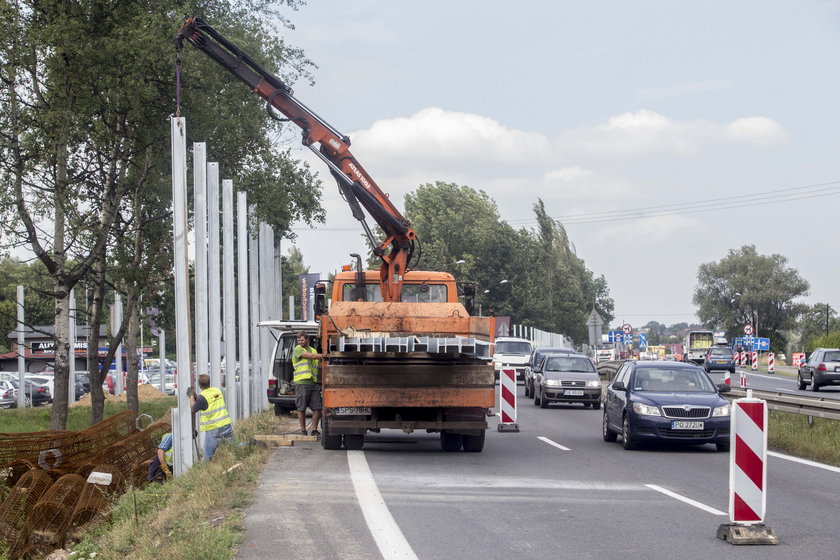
left=716, top=442, right=730, bottom=452
left=462, top=430, right=485, bottom=452
left=593, top=401, right=601, bottom=410
left=524, top=383, right=531, bottom=399
left=0, top=403, right=12, bottom=409
left=343, top=434, right=365, bottom=450
left=622, top=415, right=636, bottom=450
left=539, top=390, right=548, bottom=409
left=602, top=411, right=617, bottom=442
left=440, top=431, right=463, bottom=452
left=583, top=402, right=591, bottom=408
left=811, top=376, right=820, bottom=392
left=533, top=389, right=540, bottom=407
left=797, top=374, right=806, bottom=391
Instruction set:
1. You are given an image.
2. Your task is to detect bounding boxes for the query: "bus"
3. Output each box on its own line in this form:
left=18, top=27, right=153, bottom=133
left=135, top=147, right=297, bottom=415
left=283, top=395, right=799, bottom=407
left=683, top=330, right=715, bottom=364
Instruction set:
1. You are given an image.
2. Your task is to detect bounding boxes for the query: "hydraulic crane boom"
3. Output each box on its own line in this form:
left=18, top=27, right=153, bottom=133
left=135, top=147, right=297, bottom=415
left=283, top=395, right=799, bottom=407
left=176, top=17, right=416, bottom=302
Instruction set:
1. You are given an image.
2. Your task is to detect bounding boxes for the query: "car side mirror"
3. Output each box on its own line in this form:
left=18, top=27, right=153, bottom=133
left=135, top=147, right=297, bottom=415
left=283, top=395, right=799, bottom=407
left=612, top=381, right=626, bottom=391
left=314, top=283, right=327, bottom=319
left=717, top=384, right=731, bottom=393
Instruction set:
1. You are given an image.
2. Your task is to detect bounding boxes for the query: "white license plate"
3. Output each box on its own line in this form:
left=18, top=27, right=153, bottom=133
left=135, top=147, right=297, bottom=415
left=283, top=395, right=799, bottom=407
left=564, top=389, right=584, bottom=396
left=334, top=406, right=371, bottom=415
left=672, top=421, right=704, bottom=430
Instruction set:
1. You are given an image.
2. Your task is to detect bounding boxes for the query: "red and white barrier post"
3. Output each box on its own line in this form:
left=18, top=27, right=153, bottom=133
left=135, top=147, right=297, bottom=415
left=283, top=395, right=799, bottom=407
left=739, top=370, right=747, bottom=388
left=767, top=352, right=775, bottom=374
left=751, top=351, right=758, bottom=371
left=497, top=368, right=519, bottom=432
left=724, top=370, right=731, bottom=386
left=717, top=393, right=778, bottom=544
left=740, top=351, right=747, bottom=367
left=734, top=351, right=741, bottom=367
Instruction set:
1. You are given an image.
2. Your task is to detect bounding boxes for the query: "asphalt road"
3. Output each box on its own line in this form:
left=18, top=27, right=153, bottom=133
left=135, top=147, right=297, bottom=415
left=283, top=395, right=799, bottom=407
left=237, top=383, right=840, bottom=560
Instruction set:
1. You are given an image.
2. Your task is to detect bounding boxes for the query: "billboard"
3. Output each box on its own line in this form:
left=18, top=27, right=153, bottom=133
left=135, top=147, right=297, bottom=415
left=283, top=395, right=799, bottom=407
left=298, top=273, right=321, bottom=321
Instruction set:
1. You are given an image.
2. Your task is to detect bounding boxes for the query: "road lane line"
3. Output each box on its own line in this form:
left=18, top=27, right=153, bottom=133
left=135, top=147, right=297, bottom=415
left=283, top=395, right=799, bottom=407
left=538, top=436, right=570, bottom=451
left=347, top=450, right=419, bottom=560
left=645, top=484, right=726, bottom=516
left=768, top=451, right=840, bottom=473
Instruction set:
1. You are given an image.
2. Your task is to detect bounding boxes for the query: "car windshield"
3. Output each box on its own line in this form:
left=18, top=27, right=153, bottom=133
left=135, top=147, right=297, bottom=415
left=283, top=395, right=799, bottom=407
left=496, top=341, right=531, bottom=354
left=544, top=356, right=595, bottom=373
left=823, top=351, right=840, bottom=362
left=633, top=368, right=715, bottom=392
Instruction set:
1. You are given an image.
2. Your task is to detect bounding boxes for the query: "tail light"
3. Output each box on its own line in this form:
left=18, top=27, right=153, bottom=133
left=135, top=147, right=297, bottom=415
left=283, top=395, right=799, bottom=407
left=818, top=363, right=827, bottom=371
left=1, top=389, right=10, bottom=398
left=268, top=379, right=277, bottom=389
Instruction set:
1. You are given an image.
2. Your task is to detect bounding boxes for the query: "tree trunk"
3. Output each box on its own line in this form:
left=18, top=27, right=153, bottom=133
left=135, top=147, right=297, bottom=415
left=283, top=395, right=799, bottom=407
left=125, top=292, right=141, bottom=413
left=50, top=140, right=69, bottom=431
left=88, top=250, right=108, bottom=424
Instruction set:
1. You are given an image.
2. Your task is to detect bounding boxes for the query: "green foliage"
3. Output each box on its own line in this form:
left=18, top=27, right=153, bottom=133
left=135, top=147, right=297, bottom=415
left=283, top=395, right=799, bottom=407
left=281, top=246, right=309, bottom=319
left=0, top=397, right=176, bottom=433
left=693, top=245, right=809, bottom=349
left=798, top=303, right=839, bottom=350
left=401, top=182, right=613, bottom=344
left=768, top=410, right=840, bottom=467
left=809, top=331, right=840, bottom=352
left=0, top=258, right=54, bottom=352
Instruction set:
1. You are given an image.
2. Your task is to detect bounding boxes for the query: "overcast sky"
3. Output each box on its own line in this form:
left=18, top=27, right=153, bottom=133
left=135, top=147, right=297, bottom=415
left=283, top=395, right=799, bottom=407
left=270, top=1, right=839, bottom=330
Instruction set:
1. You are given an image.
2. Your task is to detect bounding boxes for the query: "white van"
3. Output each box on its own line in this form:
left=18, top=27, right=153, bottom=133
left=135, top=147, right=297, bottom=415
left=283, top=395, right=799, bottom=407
left=492, top=337, right=533, bottom=383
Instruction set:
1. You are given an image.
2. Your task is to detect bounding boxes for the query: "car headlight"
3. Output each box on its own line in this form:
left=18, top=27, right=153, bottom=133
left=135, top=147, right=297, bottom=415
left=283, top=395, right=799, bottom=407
left=586, top=380, right=601, bottom=388
left=632, top=402, right=661, bottom=416
left=712, top=403, right=731, bottom=417
left=545, top=379, right=560, bottom=386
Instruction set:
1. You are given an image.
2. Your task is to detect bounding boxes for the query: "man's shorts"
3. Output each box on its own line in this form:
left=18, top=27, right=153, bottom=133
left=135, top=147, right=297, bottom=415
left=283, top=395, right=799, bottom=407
left=294, top=383, right=322, bottom=412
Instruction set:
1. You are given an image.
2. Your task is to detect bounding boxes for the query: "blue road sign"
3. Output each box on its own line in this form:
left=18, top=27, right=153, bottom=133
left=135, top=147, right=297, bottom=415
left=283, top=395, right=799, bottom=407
left=608, top=330, right=623, bottom=343
left=757, top=337, right=770, bottom=350
left=622, top=334, right=633, bottom=344
left=638, top=333, right=648, bottom=348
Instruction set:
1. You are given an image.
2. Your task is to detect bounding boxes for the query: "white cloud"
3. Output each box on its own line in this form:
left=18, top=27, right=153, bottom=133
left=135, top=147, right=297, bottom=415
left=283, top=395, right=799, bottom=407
left=726, top=117, right=787, bottom=145
left=600, top=109, right=671, bottom=132
left=638, top=79, right=731, bottom=99
left=544, top=166, right=595, bottom=182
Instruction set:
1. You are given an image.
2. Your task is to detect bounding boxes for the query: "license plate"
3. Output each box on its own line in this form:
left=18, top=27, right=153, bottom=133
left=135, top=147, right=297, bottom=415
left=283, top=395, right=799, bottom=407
left=334, top=406, right=371, bottom=415
left=671, top=421, right=704, bottom=430
left=564, top=389, right=584, bottom=396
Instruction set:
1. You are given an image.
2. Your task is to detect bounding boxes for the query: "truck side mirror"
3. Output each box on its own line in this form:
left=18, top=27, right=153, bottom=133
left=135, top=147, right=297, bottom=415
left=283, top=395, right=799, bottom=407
left=461, top=283, right=476, bottom=315
left=314, top=283, right=327, bottom=319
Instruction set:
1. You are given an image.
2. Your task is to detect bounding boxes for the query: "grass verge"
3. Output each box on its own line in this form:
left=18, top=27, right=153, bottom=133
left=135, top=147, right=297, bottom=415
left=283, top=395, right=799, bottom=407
left=0, top=397, right=177, bottom=433
left=768, top=410, right=840, bottom=466
left=65, top=410, right=273, bottom=560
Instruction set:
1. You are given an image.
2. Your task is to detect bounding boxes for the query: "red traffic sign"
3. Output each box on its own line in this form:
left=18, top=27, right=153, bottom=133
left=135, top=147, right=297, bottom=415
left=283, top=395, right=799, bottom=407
left=622, top=323, right=633, bottom=334
left=743, top=324, right=753, bottom=335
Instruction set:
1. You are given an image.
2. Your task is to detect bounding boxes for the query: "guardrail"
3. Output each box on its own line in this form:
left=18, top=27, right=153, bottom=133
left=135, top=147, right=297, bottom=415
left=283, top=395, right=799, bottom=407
left=724, top=388, right=840, bottom=422
left=594, top=360, right=840, bottom=421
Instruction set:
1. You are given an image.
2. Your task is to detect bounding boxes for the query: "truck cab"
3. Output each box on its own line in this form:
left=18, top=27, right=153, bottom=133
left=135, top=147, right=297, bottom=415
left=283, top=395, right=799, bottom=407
left=492, top=337, right=533, bottom=383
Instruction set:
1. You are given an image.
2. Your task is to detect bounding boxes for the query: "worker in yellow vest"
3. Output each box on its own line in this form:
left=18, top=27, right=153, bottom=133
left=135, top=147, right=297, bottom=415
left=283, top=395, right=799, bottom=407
left=293, top=331, right=327, bottom=436
left=147, top=432, right=174, bottom=481
left=188, top=374, right=233, bottom=459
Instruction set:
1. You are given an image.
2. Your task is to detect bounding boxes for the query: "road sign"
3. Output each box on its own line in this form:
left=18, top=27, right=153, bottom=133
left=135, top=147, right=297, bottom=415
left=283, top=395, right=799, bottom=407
left=622, top=323, right=633, bottom=334
left=622, top=334, right=632, bottom=344
left=743, top=324, right=753, bottom=335
left=638, top=332, right=648, bottom=349
left=608, top=330, right=623, bottom=343
left=757, top=337, right=770, bottom=351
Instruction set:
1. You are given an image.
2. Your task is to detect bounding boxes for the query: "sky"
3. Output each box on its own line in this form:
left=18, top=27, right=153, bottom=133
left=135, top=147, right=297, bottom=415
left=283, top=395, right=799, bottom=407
left=268, top=0, right=840, bottom=331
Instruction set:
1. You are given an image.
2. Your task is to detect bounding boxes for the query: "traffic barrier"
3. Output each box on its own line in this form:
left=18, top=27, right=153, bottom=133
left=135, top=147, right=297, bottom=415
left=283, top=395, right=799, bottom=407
left=751, top=351, right=758, bottom=371
left=734, top=351, right=740, bottom=367
left=767, top=352, right=775, bottom=373
left=497, top=368, right=519, bottom=432
left=740, top=351, right=747, bottom=367
left=717, top=393, right=778, bottom=545
left=739, top=371, right=747, bottom=388
left=723, top=370, right=731, bottom=385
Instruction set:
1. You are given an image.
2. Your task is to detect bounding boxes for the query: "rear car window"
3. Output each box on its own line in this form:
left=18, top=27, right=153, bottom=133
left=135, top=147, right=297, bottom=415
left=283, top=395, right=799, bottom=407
left=823, top=351, right=840, bottom=362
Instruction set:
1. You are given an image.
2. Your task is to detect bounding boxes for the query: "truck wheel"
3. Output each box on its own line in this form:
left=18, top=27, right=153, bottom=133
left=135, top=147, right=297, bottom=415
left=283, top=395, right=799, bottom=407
left=321, top=418, right=343, bottom=450
left=343, top=434, right=365, bottom=450
left=440, top=431, right=463, bottom=452
left=462, top=431, right=485, bottom=452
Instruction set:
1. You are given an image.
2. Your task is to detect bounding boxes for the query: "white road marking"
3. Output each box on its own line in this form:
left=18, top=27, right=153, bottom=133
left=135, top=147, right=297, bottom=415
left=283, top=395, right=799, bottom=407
left=645, top=484, right=727, bottom=516
left=768, top=451, right=840, bottom=473
left=538, top=436, right=570, bottom=451
left=347, top=450, right=419, bottom=560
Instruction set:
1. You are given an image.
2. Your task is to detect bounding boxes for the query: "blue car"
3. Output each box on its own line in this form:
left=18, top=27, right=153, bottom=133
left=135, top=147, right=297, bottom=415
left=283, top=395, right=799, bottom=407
left=704, top=345, right=735, bottom=374
left=602, top=361, right=731, bottom=451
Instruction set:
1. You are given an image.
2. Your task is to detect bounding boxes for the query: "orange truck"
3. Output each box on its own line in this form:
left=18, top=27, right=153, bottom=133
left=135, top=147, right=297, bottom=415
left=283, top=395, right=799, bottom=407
left=178, top=18, right=496, bottom=451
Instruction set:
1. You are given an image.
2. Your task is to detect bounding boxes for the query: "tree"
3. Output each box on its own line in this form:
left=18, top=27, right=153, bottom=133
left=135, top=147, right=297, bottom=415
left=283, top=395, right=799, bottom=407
left=0, top=1, right=323, bottom=428
left=797, top=303, right=840, bottom=350
left=693, top=245, right=809, bottom=349
left=281, top=246, right=309, bottom=320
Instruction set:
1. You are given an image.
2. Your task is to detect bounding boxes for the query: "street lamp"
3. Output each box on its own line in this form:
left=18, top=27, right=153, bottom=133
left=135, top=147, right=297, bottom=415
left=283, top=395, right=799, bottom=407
left=442, top=259, right=465, bottom=271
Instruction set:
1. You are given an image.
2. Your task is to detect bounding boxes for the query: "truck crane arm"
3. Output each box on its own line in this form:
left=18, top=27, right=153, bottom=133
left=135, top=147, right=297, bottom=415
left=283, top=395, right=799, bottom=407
left=176, top=17, right=416, bottom=302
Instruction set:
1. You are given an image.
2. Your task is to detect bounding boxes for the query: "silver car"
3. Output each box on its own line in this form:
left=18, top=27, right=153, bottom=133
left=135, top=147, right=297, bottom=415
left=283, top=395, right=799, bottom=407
left=798, top=348, right=840, bottom=391
left=0, top=380, right=18, bottom=409
left=533, top=354, right=602, bottom=409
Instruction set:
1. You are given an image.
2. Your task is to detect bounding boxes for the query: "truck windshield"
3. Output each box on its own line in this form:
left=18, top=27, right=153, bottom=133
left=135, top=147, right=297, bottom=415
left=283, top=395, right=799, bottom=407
left=495, top=341, right=531, bottom=354
left=341, top=283, right=448, bottom=303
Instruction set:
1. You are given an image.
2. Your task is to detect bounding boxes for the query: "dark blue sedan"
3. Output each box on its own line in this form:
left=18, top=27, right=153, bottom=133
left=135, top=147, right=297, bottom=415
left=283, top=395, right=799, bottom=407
left=602, top=361, right=731, bottom=451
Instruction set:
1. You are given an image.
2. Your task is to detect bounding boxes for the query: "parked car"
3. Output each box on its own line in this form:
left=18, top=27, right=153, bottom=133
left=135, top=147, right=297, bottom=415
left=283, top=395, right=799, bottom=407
left=532, top=353, right=602, bottom=409
left=260, top=320, right=321, bottom=416
left=703, top=346, right=735, bottom=374
left=26, top=374, right=55, bottom=403
left=104, top=370, right=151, bottom=394
left=9, top=379, right=52, bottom=407
left=798, top=348, right=840, bottom=392
left=602, top=361, right=731, bottom=451
left=0, top=380, right=18, bottom=409
left=147, top=372, right=177, bottom=395
left=523, top=346, right=579, bottom=398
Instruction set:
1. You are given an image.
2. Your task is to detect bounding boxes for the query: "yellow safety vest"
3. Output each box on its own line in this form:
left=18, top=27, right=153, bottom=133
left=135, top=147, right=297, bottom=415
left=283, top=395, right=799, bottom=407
left=199, top=387, right=232, bottom=432
left=292, top=345, right=317, bottom=384
left=162, top=433, right=174, bottom=464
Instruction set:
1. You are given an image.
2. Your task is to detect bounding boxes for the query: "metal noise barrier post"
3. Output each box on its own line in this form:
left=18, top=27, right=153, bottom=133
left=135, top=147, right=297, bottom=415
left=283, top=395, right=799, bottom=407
left=717, top=392, right=778, bottom=545
left=497, top=368, right=519, bottom=432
